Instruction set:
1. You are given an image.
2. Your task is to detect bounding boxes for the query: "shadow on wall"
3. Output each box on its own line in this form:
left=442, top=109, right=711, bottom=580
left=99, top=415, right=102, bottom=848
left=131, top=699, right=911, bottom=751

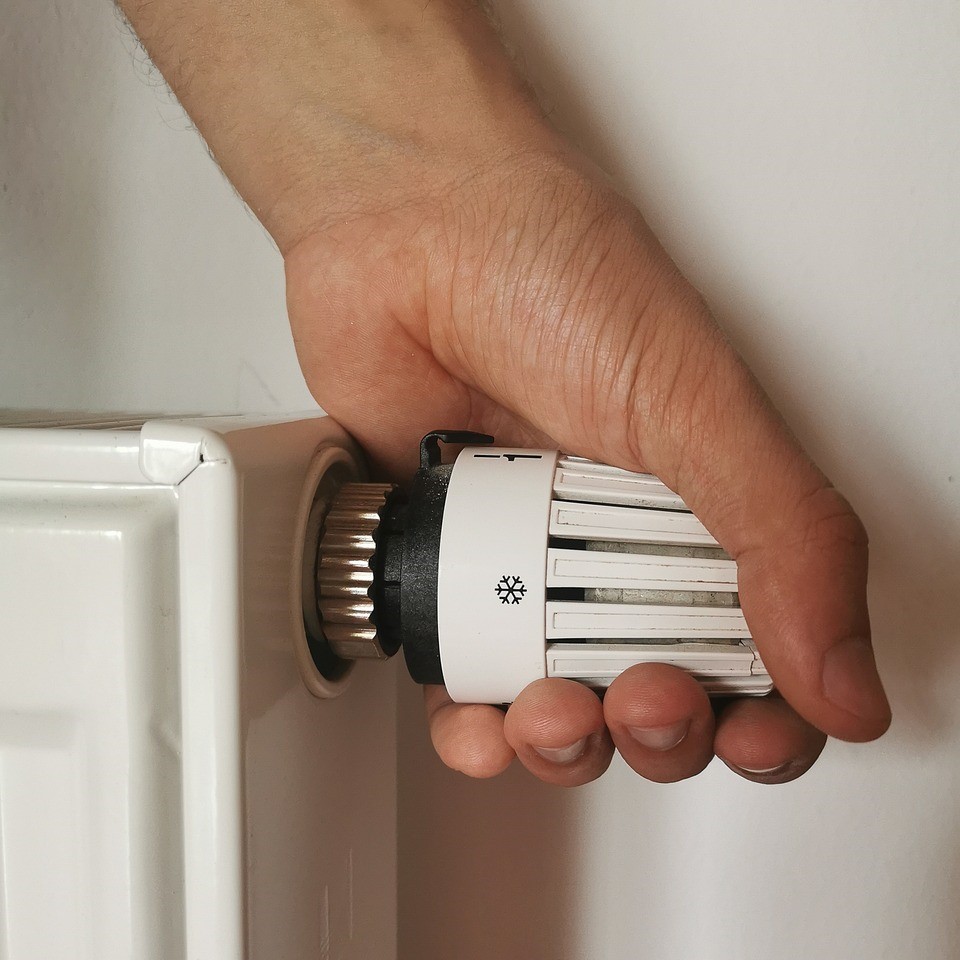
left=397, top=679, right=579, bottom=960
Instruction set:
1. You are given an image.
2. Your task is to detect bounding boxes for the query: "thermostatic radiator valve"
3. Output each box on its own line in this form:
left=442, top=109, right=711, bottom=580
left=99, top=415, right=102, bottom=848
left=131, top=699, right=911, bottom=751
left=311, top=431, right=771, bottom=704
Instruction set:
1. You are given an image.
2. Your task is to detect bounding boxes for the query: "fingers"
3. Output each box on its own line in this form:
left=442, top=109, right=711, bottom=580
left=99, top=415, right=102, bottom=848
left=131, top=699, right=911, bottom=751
left=604, top=666, right=826, bottom=785
left=427, top=673, right=827, bottom=787
left=426, top=680, right=614, bottom=786
left=502, top=679, right=614, bottom=786
left=714, top=696, right=827, bottom=784
left=424, top=685, right=515, bottom=778
left=734, top=485, right=889, bottom=743
left=603, top=664, right=715, bottom=783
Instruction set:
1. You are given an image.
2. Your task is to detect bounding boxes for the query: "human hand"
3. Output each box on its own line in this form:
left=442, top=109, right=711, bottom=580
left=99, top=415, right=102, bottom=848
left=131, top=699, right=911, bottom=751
left=286, top=146, right=891, bottom=786
left=119, top=0, right=890, bottom=786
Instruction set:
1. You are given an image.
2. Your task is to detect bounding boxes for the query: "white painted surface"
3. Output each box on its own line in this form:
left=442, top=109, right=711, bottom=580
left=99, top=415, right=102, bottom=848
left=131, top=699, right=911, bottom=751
left=0, top=0, right=314, bottom=417
left=1, top=1, right=958, bottom=958
left=0, top=417, right=397, bottom=959
left=0, top=418, right=396, bottom=960
left=0, top=479, right=181, bottom=959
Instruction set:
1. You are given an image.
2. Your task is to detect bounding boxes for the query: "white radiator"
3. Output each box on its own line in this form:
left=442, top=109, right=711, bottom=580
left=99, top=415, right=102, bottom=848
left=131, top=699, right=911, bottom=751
left=0, top=413, right=397, bottom=960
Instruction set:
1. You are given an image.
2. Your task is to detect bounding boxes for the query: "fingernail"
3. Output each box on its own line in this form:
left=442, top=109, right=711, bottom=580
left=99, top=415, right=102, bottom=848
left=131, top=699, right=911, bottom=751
left=735, top=762, right=791, bottom=776
left=822, top=637, right=891, bottom=724
left=627, top=720, right=689, bottom=751
left=533, top=737, right=588, bottom=765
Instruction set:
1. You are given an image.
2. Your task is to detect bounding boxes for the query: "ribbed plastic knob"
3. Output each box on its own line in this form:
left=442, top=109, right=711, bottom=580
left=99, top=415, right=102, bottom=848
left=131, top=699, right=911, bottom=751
left=310, top=433, right=772, bottom=706
left=543, top=456, right=768, bottom=695
left=429, top=446, right=771, bottom=703
left=316, top=482, right=395, bottom=660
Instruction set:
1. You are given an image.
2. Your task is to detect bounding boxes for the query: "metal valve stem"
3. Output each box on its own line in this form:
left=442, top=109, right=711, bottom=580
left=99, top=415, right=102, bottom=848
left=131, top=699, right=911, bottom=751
left=316, top=483, right=395, bottom=660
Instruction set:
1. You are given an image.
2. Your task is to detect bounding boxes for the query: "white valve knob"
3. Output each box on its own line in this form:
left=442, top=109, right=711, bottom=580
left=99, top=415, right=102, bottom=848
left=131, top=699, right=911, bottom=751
left=312, top=432, right=772, bottom=705
left=434, top=445, right=770, bottom=703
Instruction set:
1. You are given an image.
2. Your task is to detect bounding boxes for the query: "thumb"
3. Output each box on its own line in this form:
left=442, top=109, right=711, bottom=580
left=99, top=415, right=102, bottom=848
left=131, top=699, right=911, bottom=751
left=482, top=262, right=891, bottom=743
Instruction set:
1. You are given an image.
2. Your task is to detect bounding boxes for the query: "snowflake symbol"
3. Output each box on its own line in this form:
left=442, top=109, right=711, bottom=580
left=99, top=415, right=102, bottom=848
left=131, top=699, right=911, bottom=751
left=495, top=575, right=527, bottom=605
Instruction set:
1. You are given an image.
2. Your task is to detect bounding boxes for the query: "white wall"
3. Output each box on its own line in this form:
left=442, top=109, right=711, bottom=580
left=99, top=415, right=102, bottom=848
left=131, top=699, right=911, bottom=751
left=0, top=0, right=314, bottom=416
left=2, top=2, right=958, bottom=959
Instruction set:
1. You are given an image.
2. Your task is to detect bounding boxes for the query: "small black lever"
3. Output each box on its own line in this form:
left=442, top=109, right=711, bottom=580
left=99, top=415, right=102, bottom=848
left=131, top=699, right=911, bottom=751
left=419, top=430, right=494, bottom=469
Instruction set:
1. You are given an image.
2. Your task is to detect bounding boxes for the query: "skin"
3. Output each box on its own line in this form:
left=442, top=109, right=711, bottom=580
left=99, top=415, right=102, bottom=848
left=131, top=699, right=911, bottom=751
left=118, top=0, right=891, bottom=786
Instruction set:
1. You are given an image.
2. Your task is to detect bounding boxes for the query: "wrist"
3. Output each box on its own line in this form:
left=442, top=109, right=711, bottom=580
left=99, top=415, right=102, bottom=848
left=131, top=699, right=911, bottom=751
left=263, top=7, right=558, bottom=252
left=122, top=0, right=556, bottom=253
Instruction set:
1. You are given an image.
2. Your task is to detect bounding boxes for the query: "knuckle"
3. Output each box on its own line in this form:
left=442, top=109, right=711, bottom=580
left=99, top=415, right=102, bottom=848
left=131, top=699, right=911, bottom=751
left=790, top=486, right=869, bottom=555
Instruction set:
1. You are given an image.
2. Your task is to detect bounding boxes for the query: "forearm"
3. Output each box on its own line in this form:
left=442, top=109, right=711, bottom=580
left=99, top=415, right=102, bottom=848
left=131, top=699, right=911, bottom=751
left=118, top=0, right=551, bottom=253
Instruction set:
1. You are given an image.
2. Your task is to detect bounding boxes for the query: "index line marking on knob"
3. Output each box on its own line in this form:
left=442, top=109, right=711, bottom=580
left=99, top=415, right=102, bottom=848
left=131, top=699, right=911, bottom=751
left=474, top=453, right=544, bottom=461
